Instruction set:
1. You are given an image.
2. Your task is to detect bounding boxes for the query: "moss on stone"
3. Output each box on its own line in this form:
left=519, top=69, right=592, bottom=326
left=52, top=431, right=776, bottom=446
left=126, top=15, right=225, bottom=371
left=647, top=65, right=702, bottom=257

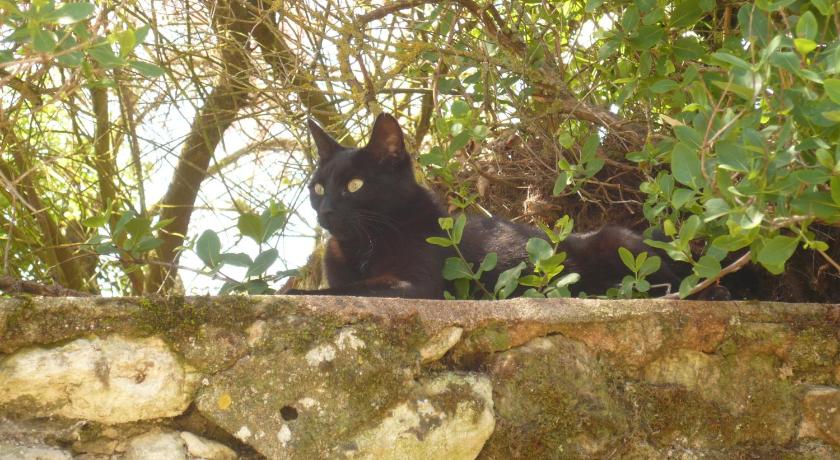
left=1, top=297, right=132, bottom=353
left=627, top=382, right=737, bottom=449
left=787, top=326, right=839, bottom=384
left=195, top=312, right=429, bottom=458
left=483, top=336, right=628, bottom=459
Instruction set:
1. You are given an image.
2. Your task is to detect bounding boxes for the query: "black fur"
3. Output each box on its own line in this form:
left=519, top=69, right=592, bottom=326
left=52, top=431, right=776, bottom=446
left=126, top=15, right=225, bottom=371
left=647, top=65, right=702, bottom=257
left=287, top=113, right=690, bottom=299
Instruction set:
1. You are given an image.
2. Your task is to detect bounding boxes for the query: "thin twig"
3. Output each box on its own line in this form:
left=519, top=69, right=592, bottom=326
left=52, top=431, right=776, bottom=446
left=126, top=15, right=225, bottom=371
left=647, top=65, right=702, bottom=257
left=660, top=251, right=752, bottom=300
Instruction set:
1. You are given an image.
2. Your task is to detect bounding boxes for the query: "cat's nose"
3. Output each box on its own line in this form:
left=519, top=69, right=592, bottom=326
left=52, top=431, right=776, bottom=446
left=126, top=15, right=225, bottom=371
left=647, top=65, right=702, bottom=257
left=319, top=200, right=334, bottom=216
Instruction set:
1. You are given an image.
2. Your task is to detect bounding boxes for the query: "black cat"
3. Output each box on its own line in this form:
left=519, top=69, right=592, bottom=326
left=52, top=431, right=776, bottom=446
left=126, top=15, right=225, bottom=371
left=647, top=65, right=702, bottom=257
left=286, top=113, right=689, bottom=299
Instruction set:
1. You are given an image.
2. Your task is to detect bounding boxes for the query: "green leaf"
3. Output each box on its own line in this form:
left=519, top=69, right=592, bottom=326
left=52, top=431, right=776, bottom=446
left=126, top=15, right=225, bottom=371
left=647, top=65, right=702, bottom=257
left=442, top=257, right=473, bottom=281
left=629, top=25, right=665, bottom=49
left=95, top=243, right=119, bottom=255
left=674, top=126, right=703, bottom=150
left=649, top=79, right=678, bottom=94
left=221, top=252, right=252, bottom=267
left=129, top=60, right=165, bottom=78
left=134, top=25, right=150, bottom=44
left=553, top=171, right=570, bottom=195
left=124, top=216, right=151, bottom=237
left=451, top=100, right=470, bottom=117
left=638, top=255, right=661, bottom=277
left=673, top=37, right=706, bottom=60
left=671, top=0, right=704, bottom=27
left=518, top=275, right=544, bottom=287
left=238, top=212, right=264, bottom=243
left=794, top=38, right=818, bottom=55
left=50, top=2, right=95, bottom=23
left=580, top=134, right=600, bottom=163
left=618, top=247, right=636, bottom=271
left=472, top=125, right=489, bottom=140
left=768, top=51, right=800, bottom=72
left=449, top=131, right=471, bottom=152
left=275, top=268, right=300, bottom=279
left=555, top=272, right=580, bottom=288
left=824, top=79, right=840, bottom=104
left=621, top=6, right=640, bottom=31
left=679, top=274, right=700, bottom=298
left=671, top=142, right=703, bottom=188
left=82, top=215, right=108, bottom=227
left=526, top=238, right=554, bottom=264
left=56, top=51, right=83, bottom=67
left=585, top=0, right=604, bottom=12
left=438, top=217, right=454, bottom=230
left=537, top=253, right=567, bottom=273
left=557, top=132, right=574, bottom=148
left=219, top=281, right=242, bottom=295
left=704, top=198, right=731, bottom=221
left=31, top=29, right=57, bottom=53
left=495, top=262, right=526, bottom=299
left=452, top=214, right=466, bottom=244
left=679, top=215, right=702, bottom=242
left=479, top=252, right=498, bottom=273
left=831, top=176, right=840, bottom=206
left=671, top=188, right=695, bottom=209
left=756, top=0, right=796, bottom=12
left=196, top=230, right=221, bottom=268
left=134, top=237, right=163, bottom=253
left=115, top=30, right=136, bottom=57
left=246, top=248, right=278, bottom=277
left=756, top=235, right=799, bottom=275
left=711, top=79, right=757, bottom=101
left=87, top=43, right=123, bottom=67
left=522, top=288, right=544, bottom=298
left=796, top=11, right=818, bottom=40
left=426, top=236, right=453, bottom=247
left=710, top=51, right=752, bottom=71
left=245, top=279, right=270, bottom=294
left=112, top=210, right=137, bottom=237
left=791, top=192, right=840, bottom=222
left=716, top=141, right=751, bottom=173
left=810, top=0, right=833, bottom=15
left=694, top=254, right=722, bottom=278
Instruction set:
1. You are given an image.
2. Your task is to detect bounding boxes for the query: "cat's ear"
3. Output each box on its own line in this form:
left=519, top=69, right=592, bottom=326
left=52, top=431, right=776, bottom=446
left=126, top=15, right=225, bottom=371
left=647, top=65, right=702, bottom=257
left=308, top=118, right=342, bottom=161
left=366, top=113, right=406, bottom=162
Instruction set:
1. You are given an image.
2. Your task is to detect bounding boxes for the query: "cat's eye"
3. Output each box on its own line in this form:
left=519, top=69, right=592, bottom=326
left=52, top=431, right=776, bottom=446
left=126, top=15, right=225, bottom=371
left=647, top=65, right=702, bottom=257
left=313, top=183, right=325, bottom=195
left=347, top=178, right=364, bottom=193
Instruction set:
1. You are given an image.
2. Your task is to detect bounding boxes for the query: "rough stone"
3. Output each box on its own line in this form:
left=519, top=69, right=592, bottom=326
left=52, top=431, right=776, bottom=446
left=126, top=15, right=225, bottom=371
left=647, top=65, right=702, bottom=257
left=180, top=431, right=238, bottom=460
left=0, top=442, right=72, bottom=460
left=343, top=373, right=495, bottom=459
left=644, top=347, right=800, bottom=445
left=124, top=431, right=188, bottom=460
left=195, top=318, right=425, bottom=458
left=799, top=386, right=840, bottom=446
left=0, top=335, right=199, bottom=423
left=483, top=335, right=628, bottom=458
left=1, top=296, right=839, bottom=459
left=644, top=349, right=722, bottom=394
left=419, top=326, right=463, bottom=363
left=559, top=315, right=664, bottom=369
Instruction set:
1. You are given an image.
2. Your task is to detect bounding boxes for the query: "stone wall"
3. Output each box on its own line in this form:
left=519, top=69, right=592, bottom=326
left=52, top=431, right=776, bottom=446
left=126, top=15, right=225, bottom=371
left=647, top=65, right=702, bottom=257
left=1, top=296, right=838, bottom=459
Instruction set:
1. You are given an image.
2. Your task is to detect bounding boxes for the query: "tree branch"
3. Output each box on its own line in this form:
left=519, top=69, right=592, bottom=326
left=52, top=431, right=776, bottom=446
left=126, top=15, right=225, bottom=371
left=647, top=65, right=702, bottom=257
left=147, top=0, right=255, bottom=292
left=0, top=275, right=93, bottom=297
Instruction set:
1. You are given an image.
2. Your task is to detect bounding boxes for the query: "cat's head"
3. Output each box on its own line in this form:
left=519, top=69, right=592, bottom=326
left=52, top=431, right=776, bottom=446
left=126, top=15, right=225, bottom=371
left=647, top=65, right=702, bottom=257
left=307, top=113, right=418, bottom=240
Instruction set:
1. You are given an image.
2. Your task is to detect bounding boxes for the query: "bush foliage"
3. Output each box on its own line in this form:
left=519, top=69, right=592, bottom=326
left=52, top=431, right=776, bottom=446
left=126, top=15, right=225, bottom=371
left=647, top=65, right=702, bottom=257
left=1, top=1, right=838, bottom=299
